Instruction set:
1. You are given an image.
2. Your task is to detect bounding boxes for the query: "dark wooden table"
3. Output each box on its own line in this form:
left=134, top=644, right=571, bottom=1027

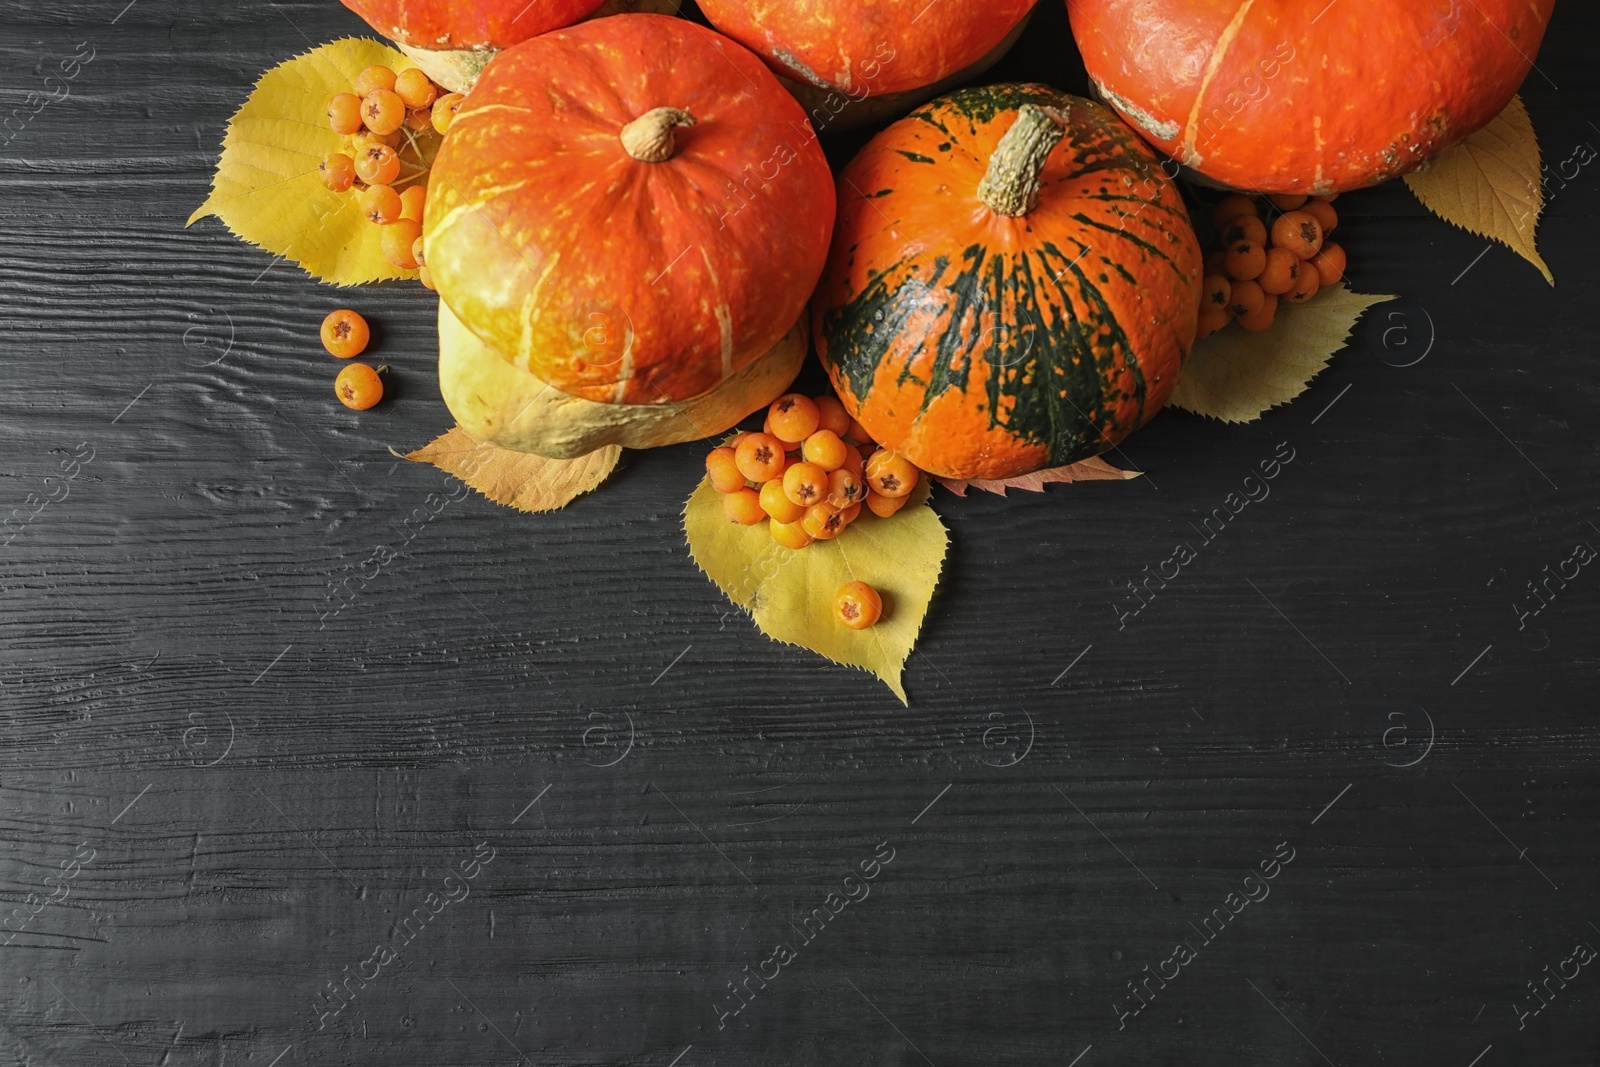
left=3, top=2, right=1597, bottom=1064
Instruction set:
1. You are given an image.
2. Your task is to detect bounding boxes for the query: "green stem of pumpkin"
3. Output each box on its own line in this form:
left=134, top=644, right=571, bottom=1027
left=977, top=104, right=1067, bottom=217
left=621, top=107, right=697, bottom=163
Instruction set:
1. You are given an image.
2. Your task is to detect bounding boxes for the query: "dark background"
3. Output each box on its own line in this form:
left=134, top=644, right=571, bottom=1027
left=2, top=1, right=1597, bottom=1065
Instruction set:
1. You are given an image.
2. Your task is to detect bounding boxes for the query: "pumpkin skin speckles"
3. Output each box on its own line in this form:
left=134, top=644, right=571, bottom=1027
left=810, top=84, right=1202, bottom=481
left=339, top=0, right=605, bottom=50
left=424, top=15, right=836, bottom=405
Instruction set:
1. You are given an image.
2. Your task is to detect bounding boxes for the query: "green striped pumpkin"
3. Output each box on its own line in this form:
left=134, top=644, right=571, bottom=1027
left=811, top=83, right=1202, bottom=480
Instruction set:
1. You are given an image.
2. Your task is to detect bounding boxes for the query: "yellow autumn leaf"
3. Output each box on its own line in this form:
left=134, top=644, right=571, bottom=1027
left=1168, top=284, right=1394, bottom=424
left=1404, top=95, right=1553, bottom=285
left=685, top=478, right=948, bottom=705
left=406, top=427, right=620, bottom=512
left=187, top=38, right=438, bottom=286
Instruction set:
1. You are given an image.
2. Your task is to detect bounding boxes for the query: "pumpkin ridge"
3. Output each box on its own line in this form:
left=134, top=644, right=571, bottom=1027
left=916, top=244, right=988, bottom=415
left=1044, top=243, right=1149, bottom=434
left=1033, top=241, right=1134, bottom=448
left=1066, top=211, right=1190, bottom=285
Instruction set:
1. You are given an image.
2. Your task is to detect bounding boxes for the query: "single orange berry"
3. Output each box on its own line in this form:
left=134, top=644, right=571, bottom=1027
left=1237, top=292, right=1279, bottom=332
left=398, top=184, right=427, bottom=223
left=1268, top=192, right=1309, bottom=211
left=361, top=89, right=406, bottom=136
left=354, top=65, right=396, bottom=96
left=381, top=219, right=423, bottom=269
left=318, top=152, right=356, bottom=193
left=361, top=183, right=402, bottom=225
left=705, top=446, right=745, bottom=493
left=327, top=92, right=363, bottom=135
left=1301, top=199, right=1338, bottom=235
left=1309, top=242, right=1346, bottom=287
left=335, top=362, right=384, bottom=410
left=723, top=487, right=765, bottom=526
left=801, top=503, right=845, bottom=541
left=1284, top=261, right=1321, bottom=305
left=734, top=432, right=786, bottom=483
left=354, top=143, right=400, bottom=186
left=840, top=442, right=866, bottom=479
left=320, top=309, right=370, bottom=359
left=826, top=467, right=864, bottom=508
left=845, top=417, right=873, bottom=446
left=769, top=518, right=813, bottom=550
left=431, top=93, right=465, bottom=134
left=865, top=449, right=918, bottom=499
left=1257, top=246, right=1300, bottom=296
left=838, top=502, right=862, bottom=526
left=725, top=431, right=752, bottom=451
left=1196, top=307, right=1231, bottom=339
left=1210, top=194, right=1256, bottom=230
left=1226, top=278, right=1266, bottom=319
left=1271, top=210, right=1324, bottom=260
left=1223, top=240, right=1267, bottom=282
left=768, top=393, right=821, bottom=444
left=801, top=429, right=847, bottom=472
left=782, top=461, right=828, bottom=508
left=1201, top=272, right=1232, bottom=311
left=865, top=490, right=909, bottom=518
left=834, top=581, right=883, bottom=629
left=417, top=264, right=436, bottom=291
left=759, top=478, right=806, bottom=523
left=411, top=236, right=426, bottom=267
left=1312, top=191, right=1339, bottom=203
left=403, top=108, right=432, bottom=134
left=1220, top=215, right=1267, bottom=248
left=393, top=67, right=437, bottom=109
left=813, top=395, right=851, bottom=437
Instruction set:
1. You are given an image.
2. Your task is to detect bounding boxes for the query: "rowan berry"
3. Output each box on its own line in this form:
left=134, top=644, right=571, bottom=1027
left=320, top=309, right=370, bottom=359
left=782, top=461, right=828, bottom=508
left=399, top=184, right=427, bottom=222
left=802, top=430, right=847, bottom=472
left=1271, top=210, right=1324, bottom=260
left=769, top=518, right=813, bottom=550
left=1220, top=215, right=1267, bottom=248
left=865, top=449, right=918, bottom=498
left=1309, top=242, right=1346, bottom=287
left=705, top=446, right=744, bottom=493
left=813, top=395, right=851, bottom=437
left=393, top=67, right=437, bottom=109
left=1224, top=240, right=1267, bottom=281
left=838, top=502, right=862, bottom=526
left=834, top=581, right=883, bottom=629
left=431, top=93, right=464, bottom=134
left=1302, top=199, right=1338, bottom=234
left=381, top=219, right=423, bottom=269
left=1284, top=261, right=1321, bottom=305
left=723, top=487, right=765, bottom=526
left=327, top=92, right=363, bottom=135
left=361, top=183, right=402, bottom=225
left=1236, top=292, right=1278, bottom=332
left=361, top=89, right=406, bottom=136
left=801, top=503, right=845, bottom=540
left=865, top=490, right=909, bottom=518
left=335, top=362, right=384, bottom=409
left=768, top=393, right=820, bottom=444
left=846, top=417, right=873, bottom=445
left=354, top=142, right=400, bottom=186
left=734, top=433, right=785, bottom=483
left=1201, top=272, right=1232, bottom=311
left=417, top=264, right=435, bottom=291
left=354, top=65, right=396, bottom=96
left=1268, top=192, right=1308, bottom=211
left=318, top=152, right=356, bottom=192
left=759, top=477, right=806, bottom=523
left=826, top=467, right=864, bottom=508
left=1226, top=278, right=1265, bottom=319
left=1257, top=247, right=1300, bottom=295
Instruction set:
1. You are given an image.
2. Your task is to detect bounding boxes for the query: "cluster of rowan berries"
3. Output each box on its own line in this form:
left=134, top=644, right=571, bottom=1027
left=318, top=64, right=465, bottom=288
left=707, top=393, right=922, bottom=543
left=1200, top=192, right=1348, bottom=336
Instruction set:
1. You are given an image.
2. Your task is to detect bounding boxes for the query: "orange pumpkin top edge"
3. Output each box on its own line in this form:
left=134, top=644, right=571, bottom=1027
left=696, top=0, right=1038, bottom=98
left=340, top=0, right=606, bottom=50
left=1068, top=0, right=1555, bottom=194
left=425, top=15, right=838, bottom=405
left=812, top=84, right=1203, bottom=481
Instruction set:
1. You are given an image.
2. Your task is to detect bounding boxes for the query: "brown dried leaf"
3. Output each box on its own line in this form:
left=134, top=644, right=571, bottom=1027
left=405, top=427, right=619, bottom=512
left=935, top=456, right=1142, bottom=497
left=1404, top=95, right=1553, bottom=285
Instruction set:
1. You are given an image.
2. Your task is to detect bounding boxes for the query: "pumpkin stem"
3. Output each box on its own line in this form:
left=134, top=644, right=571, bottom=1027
left=977, top=104, right=1067, bottom=217
left=620, top=107, right=697, bottom=163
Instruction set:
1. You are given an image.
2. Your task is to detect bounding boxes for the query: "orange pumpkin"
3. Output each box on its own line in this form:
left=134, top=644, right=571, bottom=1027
left=425, top=14, right=836, bottom=406
left=1068, top=0, right=1554, bottom=194
left=695, top=0, right=1037, bottom=130
left=812, top=84, right=1201, bottom=481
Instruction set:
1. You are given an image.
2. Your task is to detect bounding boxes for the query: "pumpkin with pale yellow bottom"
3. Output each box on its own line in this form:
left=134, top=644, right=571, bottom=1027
left=438, top=302, right=806, bottom=460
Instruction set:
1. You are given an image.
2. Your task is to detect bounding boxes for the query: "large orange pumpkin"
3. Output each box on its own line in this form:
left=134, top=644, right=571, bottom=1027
left=695, top=0, right=1038, bottom=130
left=1068, top=0, right=1555, bottom=195
left=425, top=14, right=836, bottom=406
left=812, top=84, right=1201, bottom=481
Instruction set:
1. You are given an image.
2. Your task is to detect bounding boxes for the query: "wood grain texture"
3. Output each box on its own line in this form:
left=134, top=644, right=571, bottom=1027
left=2, top=1, right=1599, bottom=1065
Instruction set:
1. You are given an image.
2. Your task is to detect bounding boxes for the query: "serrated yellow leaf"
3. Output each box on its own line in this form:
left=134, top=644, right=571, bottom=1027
left=405, top=427, right=620, bottom=512
left=188, top=38, right=439, bottom=287
left=1168, top=284, right=1394, bottom=424
left=685, top=478, right=948, bottom=704
left=1404, top=95, right=1553, bottom=285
